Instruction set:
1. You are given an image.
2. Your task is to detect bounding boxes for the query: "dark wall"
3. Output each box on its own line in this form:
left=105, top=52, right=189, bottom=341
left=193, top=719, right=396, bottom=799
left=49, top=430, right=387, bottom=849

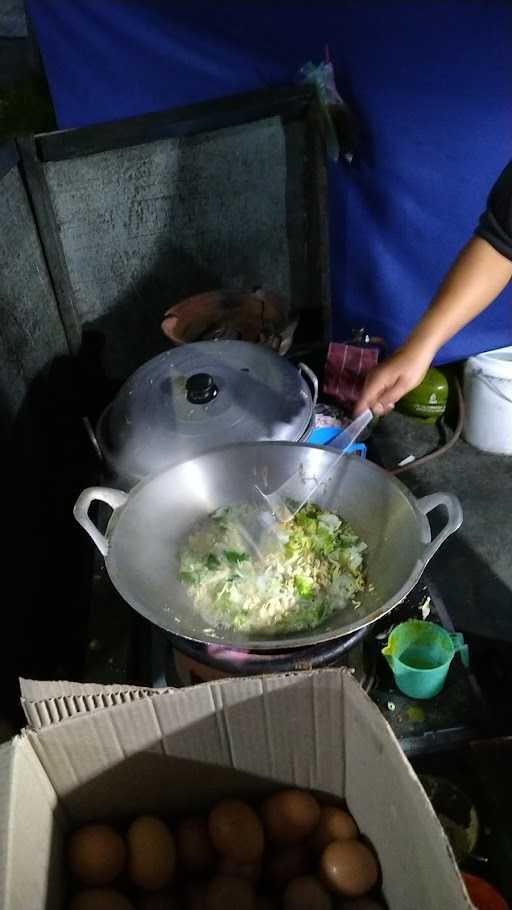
left=1, top=150, right=91, bottom=722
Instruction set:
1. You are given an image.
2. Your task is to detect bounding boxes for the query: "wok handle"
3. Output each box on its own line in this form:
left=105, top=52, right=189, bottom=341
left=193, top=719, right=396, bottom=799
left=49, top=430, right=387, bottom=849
left=298, top=362, right=319, bottom=408
left=73, top=487, right=128, bottom=556
left=417, top=492, right=463, bottom=566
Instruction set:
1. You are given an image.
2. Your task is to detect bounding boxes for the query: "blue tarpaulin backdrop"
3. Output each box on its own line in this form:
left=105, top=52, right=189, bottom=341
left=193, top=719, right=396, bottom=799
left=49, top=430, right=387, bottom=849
left=26, top=0, right=512, bottom=361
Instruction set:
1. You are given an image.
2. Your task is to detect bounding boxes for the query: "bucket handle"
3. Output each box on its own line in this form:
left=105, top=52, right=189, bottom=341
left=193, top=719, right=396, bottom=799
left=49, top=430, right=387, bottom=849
left=73, top=486, right=128, bottom=556
left=416, top=492, right=463, bottom=567
left=473, top=369, right=512, bottom=405
left=448, top=632, right=470, bottom=668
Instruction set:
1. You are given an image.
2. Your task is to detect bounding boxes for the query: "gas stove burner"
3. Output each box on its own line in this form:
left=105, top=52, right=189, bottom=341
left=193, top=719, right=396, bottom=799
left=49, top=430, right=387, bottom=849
left=158, top=624, right=376, bottom=691
left=150, top=584, right=434, bottom=691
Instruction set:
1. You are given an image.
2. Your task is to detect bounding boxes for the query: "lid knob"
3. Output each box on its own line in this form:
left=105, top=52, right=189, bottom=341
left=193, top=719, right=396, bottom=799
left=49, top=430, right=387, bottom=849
left=186, top=373, right=218, bottom=404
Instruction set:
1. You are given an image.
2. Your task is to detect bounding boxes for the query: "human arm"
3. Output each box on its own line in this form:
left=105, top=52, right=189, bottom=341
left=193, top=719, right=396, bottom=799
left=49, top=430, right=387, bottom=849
left=354, top=162, right=512, bottom=416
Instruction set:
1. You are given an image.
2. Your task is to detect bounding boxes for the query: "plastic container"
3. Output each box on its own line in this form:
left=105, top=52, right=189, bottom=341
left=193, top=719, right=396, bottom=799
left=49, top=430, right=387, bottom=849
left=306, top=425, right=367, bottom=458
left=464, top=345, right=512, bottom=454
left=382, top=620, right=469, bottom=699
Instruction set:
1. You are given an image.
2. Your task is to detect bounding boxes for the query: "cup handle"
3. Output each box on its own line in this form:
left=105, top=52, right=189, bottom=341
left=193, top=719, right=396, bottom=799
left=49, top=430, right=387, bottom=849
left=449, top=632, right=469, bottom=668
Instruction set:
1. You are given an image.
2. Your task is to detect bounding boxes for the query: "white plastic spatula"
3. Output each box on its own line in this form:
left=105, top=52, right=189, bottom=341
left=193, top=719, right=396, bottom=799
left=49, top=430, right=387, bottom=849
left=256, top=408, right=373, bottom=522
left=235, top=409, right=373, bottom=559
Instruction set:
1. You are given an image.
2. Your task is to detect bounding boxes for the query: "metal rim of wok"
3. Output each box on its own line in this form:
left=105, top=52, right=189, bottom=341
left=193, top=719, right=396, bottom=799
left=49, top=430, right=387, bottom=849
left=74, top=441, right=463, bottom=651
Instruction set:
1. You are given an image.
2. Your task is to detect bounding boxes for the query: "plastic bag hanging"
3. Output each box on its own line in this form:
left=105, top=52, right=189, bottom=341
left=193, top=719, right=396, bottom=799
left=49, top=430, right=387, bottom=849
left=296, top=46, right=359, bottom=163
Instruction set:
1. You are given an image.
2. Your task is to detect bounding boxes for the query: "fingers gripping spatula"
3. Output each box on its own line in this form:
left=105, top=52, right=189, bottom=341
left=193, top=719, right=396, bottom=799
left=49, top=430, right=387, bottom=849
left=237, top=409, right=373, bottom=558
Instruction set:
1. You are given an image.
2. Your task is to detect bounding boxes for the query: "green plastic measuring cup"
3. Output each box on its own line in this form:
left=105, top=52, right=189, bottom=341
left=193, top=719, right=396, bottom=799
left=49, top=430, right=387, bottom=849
left=382, top=620, right=469, bottom=699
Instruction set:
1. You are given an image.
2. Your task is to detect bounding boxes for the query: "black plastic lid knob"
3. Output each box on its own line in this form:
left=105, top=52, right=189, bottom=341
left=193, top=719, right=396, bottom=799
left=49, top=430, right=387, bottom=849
left=186, top=373, right=218, bottom=404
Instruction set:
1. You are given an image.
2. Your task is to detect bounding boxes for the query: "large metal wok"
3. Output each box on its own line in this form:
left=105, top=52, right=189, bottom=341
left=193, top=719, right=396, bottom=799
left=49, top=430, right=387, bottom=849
left=74, top=442, right=463, bottom=650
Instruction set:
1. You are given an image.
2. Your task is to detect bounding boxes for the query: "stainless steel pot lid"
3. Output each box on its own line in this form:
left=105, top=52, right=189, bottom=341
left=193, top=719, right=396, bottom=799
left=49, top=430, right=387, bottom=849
left=98, top=340, right=316, bottom=483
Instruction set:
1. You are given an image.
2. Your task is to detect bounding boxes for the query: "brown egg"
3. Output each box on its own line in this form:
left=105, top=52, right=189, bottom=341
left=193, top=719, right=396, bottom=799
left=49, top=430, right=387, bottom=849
left=309, top=808, right=358, bottom=855
left=219, top=858, right=261, bottom=883
left=175, top=816, right=216, bottom=874
left=262, top=790, right=320, bottom=846
left=69, top=889, right=135, bottom=910
left=205, top=875, right=255, bottom=910
left=127, top=816, right=176, bottom=891
left=68, top=825, right=126, bottom=886
left=320, top=841, right=379, bottom=898
left=266, top=844, right=309, bottom=887
left=284, top=875, right=332, bottom=910
left=208, top=800, right=264, bottom=864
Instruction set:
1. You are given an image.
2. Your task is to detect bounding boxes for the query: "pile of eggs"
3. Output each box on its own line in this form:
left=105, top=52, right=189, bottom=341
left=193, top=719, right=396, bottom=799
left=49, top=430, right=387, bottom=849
left=67, top=788, right=386, bottom=909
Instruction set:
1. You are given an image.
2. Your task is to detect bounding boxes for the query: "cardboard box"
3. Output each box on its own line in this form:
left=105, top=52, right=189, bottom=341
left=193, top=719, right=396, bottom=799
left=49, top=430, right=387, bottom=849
left=1, top=671, right=471, bottom=909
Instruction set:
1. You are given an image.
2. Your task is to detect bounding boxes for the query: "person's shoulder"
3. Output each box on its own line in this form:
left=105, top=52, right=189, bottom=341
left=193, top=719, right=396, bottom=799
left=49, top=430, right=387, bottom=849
left=488, top=160, right=512, bottom=201
left=475, top=159, right=512, bottom=258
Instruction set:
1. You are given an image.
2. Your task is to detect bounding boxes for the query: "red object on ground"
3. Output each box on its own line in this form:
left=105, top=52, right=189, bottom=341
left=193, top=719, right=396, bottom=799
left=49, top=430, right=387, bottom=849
left=463, top=872, right=508, bottom=910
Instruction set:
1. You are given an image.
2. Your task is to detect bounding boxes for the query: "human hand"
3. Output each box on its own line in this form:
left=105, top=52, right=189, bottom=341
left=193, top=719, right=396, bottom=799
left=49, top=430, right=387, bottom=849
left=354, top=347, right=433, bottom=416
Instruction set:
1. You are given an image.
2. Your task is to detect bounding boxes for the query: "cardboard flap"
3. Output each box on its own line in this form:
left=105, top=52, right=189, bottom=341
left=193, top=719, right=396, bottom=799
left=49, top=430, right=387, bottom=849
left=0, top=737, right=65, bottom=910
left=20, top=678, right=163, bottom=700
left=344, top=678, right=472, bottom=909
left=19, top=678, right=174, bottom=730
left=0, top=741, right=16, bottom=910
left=27, top=672, right=346, bottom=822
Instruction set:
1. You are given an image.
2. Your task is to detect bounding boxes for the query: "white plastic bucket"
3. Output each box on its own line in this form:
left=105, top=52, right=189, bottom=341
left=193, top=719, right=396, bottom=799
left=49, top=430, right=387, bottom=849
left=463, top=346, right=512, bottom=454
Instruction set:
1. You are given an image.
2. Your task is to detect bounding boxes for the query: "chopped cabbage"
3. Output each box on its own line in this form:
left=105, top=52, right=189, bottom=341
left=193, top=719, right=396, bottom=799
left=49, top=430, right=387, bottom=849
left=178, top=501, right=368, bottom=634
